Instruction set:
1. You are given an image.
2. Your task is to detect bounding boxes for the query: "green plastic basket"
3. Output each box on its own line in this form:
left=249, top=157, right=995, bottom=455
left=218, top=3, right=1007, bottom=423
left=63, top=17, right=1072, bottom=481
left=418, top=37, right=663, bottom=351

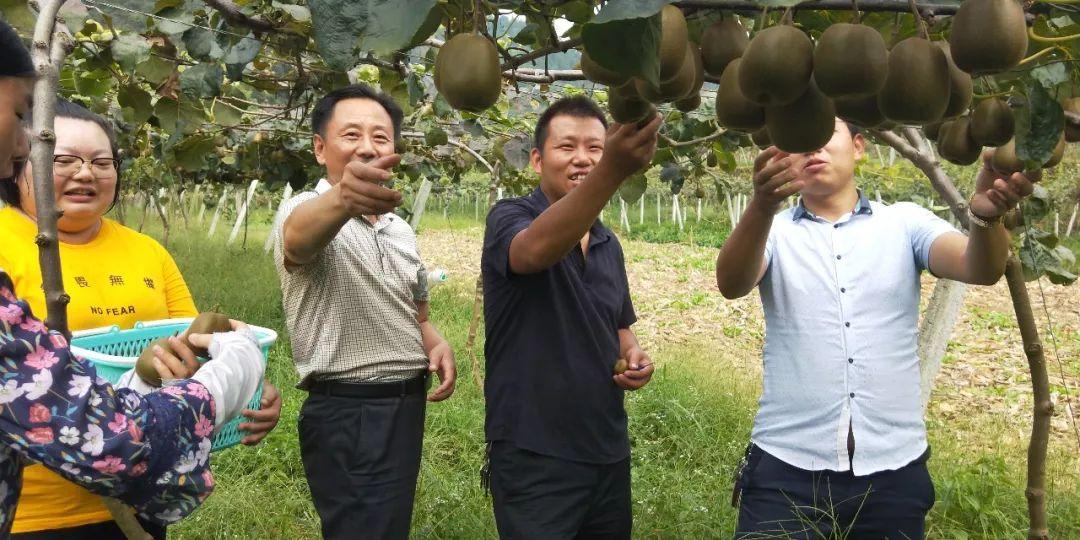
left=70, top=318, right=277, bottom=452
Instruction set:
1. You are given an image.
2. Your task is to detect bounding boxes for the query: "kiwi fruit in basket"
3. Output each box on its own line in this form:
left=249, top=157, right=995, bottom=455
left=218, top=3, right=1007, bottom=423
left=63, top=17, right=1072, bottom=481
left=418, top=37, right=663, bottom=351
left=134, top=312, right=233, bottom=386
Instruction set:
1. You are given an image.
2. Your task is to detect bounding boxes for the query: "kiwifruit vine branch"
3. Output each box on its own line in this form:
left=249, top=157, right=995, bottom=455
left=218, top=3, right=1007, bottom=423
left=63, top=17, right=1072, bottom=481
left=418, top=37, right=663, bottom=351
left=674, top=0, right=962, bottom=14
left=1028, top=26, right=1080, bottom=44
left=877, top=126, right=1053, bottom=540
left=201, top=0, right=305, bottom=37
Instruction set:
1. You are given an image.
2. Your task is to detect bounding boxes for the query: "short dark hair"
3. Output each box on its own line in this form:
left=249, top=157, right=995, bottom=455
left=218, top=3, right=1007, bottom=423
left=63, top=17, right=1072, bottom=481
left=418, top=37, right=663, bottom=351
left=534, top=96, right=609, bottom=152
left=1, top=99, right=122, bottom=208
left=311, top=84, right=404, bottom=143
left=843, top=120, right=862, bottom=139
left=0, top=20, right=34, bottom=78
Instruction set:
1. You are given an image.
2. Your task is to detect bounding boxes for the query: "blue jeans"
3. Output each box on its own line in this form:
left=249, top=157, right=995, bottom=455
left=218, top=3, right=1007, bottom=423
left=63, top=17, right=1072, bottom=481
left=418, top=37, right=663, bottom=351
left=735, top=445, right=935, bottom=539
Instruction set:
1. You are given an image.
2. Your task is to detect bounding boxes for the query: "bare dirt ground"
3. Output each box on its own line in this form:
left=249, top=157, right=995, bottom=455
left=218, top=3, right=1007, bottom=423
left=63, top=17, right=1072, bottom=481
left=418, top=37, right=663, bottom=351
left=420, top=226, right=1080, bottom=472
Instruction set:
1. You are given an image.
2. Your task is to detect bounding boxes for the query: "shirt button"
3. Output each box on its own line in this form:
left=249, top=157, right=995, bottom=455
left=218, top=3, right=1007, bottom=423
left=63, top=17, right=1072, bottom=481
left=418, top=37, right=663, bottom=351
left=845, top=322, right=851, bottom=327
left=841, top=287, right=846, bottom=293
left=850, top=392, right=856, bottom=398
left=848, top=358, right=854, bottom=364
left=836, top=255, right=842, bottom=260
left=834, top=224, right=840, bottom=229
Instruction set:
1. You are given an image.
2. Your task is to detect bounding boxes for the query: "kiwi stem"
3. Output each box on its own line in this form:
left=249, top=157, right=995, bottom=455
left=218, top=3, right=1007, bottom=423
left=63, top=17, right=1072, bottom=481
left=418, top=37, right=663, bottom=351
left=1028, top=26, right=1080, bottom=44
left=755, top=6, right=769, bottom=31
left=472, top=0, right=483, bottom=34
left=852, top=0, right=861, bottom=23
left=781, top=7, right=794, bottom=25
left=1019, top=46, right=1065, bottom=66
left=907, top=0, right=927, bottom=39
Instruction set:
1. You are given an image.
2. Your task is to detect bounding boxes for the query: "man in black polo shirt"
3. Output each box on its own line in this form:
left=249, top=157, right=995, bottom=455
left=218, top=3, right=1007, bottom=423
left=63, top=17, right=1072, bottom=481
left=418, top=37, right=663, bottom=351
left=482, top=96, right=660, bottom=539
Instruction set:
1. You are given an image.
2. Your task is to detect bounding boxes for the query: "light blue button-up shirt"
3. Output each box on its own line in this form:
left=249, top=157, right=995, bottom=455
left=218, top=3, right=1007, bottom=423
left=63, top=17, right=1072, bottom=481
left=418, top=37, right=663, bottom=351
left=752, top=193, right=957, bottom=475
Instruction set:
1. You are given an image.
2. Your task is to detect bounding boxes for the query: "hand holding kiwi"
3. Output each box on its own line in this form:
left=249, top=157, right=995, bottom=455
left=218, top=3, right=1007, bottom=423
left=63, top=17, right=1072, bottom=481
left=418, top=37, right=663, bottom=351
left=135, top=313, right=234, bottom=386
left=750, top=147, right=804, bottom=213
left=967, top=148, right=1040, bottom=220
left=598, top=114, right=661, bottom=181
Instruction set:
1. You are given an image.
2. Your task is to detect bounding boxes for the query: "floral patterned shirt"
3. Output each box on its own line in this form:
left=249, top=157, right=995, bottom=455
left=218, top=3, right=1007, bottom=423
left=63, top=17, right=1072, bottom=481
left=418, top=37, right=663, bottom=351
left=0, top=269, right=216, bottom=536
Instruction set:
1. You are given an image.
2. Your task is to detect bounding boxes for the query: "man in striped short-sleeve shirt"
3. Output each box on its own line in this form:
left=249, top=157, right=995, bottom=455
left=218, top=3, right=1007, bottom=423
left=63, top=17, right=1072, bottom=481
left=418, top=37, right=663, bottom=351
left=272, top=84, right=456, bottom=540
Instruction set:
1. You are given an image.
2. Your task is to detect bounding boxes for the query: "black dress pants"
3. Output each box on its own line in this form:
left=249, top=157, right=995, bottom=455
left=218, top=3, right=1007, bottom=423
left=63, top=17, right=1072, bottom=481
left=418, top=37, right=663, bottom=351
left=490, top=441, right=632, bottom=540
left=298, top=391, right=426, bottom=540
left=735, top=445, right=935, bottom=540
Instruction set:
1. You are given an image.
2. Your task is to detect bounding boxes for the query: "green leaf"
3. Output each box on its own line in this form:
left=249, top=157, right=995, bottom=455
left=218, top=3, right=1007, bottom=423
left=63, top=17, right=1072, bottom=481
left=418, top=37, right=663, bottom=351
left=135, top=54, right=176, bottom=86
left=1045, top=266, right=1078, bottom=285
left=1022, top=185, right=1052, bottom=223
left=1030, top=63, right=1069, bottom=89
left=154, top=7, right=196, bottom=35
left=561, top=1, right=594, bottom=24
left=1020, top=234, right=1059, bottom=281
left=212, top=100, right=243, bottom=128
left=583, top=3, right=663, bottom=87
left=117, top=85, right=154, bottom=125
left=309, top=0, right=439, bottom=70
left=272, top=1, right=312, bottom=22
left=619, top=173, right=647, bottom=204
left=182, top=27, right=224, bottom=61
left=308, top=0, right=366, bottom=70
left=501, top=135, right=532, bottom=170
left=425, top=126, right=448, bottom=146
left=0, top=0, right=38, bottom=33
left=180, top=64, right=223, bottom=98
left=1015, top=82, right=1064, bottom=170
left=224, top=36, right=262, bottom=65
left=154, top=97, right=181, bottom=134
left=171, top=134, right=217, bottom=171
left=111, top=34, right=152, bottom=73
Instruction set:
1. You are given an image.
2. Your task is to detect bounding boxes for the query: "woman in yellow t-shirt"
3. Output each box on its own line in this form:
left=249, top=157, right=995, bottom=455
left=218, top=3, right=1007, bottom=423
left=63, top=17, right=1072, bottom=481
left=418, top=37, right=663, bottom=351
left=0, top=100, right=282, bottom=539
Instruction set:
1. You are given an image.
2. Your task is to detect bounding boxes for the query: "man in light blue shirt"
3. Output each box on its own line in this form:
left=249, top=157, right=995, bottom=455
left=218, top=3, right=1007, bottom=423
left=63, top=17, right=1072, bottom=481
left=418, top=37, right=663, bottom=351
left=716, top=118, right=1038, bottom=539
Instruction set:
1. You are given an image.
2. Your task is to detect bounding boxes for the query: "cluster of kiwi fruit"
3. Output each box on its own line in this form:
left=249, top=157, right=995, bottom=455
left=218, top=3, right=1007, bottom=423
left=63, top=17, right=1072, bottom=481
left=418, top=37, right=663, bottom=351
left=135, top=312, right=232, bottom=386
left=582, top=5, right=705, bottom=125
left=708, top=0, right=1053, bottom=162
left=434, top=33, right=502, bottom=112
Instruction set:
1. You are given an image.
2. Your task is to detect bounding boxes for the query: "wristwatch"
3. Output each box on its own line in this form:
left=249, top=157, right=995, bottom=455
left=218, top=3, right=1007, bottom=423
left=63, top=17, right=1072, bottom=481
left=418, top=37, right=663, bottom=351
left=967, top=207, right=1001, bottom=228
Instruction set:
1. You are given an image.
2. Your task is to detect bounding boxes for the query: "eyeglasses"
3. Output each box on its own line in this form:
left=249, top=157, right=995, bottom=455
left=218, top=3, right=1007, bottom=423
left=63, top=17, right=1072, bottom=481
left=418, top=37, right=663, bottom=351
left=53, top=155, right=119, bottom=178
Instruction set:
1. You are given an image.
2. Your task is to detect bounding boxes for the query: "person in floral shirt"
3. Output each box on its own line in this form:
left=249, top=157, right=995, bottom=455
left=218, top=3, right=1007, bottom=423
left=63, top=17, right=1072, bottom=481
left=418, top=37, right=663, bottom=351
left=0, top=267, right=229, bottom=536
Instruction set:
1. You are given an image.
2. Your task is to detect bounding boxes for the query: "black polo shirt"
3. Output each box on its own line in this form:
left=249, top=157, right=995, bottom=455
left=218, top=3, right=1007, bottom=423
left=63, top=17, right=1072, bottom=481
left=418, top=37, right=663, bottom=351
left=482, top=188, right=637, bottom=464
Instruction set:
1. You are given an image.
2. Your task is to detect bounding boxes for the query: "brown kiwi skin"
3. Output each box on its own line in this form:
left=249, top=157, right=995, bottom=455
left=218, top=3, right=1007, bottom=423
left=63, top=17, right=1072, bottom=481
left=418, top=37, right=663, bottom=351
left=609, top=82, right=657, bottom=125
left=938, top=42, right=973, bottom=119
left=185, top=312, right=232, bottom=357
left=765, top=81, right=837, bottom=154
left=969, top=98, right=1015, bottom=147
left=435, top=33, right=502, bottom=112
left=948, top=0, right=1029, bottom=76
left=813, top=23, right=889, bottom=99
left=715, top=58, right=765, bottom=132
left=580, top=51, right=629, bottom=86
left=877, top=37, right=951, bottom=125
left=990, top=136, right=1061, bottom=176
left=738, top=25, right=814, bottom=107
left=835, top=94, right=886, bottom=129
left=936, top=117, right=982, bottom=166
left=135, top=338, right=174, bottom=387
left=700, top=18, right=748, bottom=77
left=659, top=5, right=690, bottom=79
left=1063, top=98, right=1080, bottom=142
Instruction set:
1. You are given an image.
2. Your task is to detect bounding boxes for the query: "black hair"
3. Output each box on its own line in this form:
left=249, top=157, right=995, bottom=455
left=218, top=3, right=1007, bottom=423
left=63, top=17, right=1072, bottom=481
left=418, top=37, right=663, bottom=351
left=843, top=120, right=862, bottom=139
left=1, top=99, right=122, bottom=208
left=0, top=20, right=34, bottom=78
left=533, top=96, right=609, bottom=153
left=310, top=84, right=404, bottom=144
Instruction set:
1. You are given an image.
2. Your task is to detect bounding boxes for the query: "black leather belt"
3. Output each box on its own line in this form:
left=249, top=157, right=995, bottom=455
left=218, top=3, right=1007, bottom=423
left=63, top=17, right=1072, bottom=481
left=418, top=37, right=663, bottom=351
left=307, top=373, right=429, bottom=398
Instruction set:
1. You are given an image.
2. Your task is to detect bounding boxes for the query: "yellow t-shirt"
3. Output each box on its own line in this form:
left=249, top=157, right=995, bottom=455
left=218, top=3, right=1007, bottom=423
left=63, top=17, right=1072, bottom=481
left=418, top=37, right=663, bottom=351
left=0, top=206, right=198, bottom=532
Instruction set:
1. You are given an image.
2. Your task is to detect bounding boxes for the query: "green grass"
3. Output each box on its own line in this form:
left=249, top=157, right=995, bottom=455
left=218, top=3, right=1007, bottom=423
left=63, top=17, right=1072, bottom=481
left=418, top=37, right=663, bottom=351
left=118, top=209, right=1080, bottom=539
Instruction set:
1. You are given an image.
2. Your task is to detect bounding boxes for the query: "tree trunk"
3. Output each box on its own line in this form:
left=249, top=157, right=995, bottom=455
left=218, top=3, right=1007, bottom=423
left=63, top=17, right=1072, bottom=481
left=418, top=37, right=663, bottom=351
left=878, top=128, right=1053, bottom=539
left=29, top=0, right=72, bottom=336
left=153, top=194, right=169, bottom=248
left=1004, top=257, right=1053, bottom=540
left=137, top=194, right=149, bottom=233
left=918, top=279, right=968, bottom=411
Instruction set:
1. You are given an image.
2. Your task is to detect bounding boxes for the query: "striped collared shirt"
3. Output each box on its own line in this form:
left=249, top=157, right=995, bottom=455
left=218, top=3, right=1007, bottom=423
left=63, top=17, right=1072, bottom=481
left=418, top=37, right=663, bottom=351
left=273, top=179, right=429, bottom=387
left=752, top=193, right=957, bottom=475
